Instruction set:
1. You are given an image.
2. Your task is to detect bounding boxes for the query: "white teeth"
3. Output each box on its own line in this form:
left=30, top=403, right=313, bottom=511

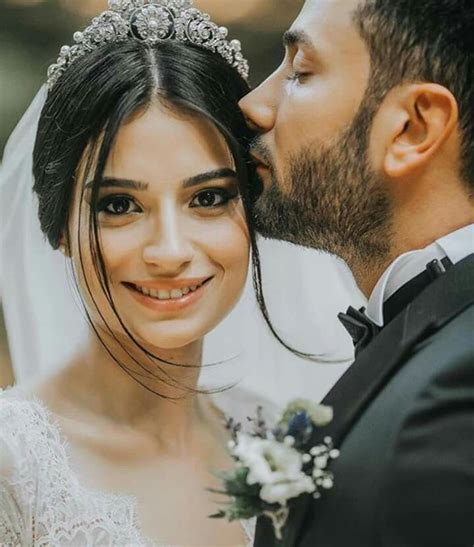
left=171, top=289, right=183, bottom=299
left=133, top=280, right=208, bottom=301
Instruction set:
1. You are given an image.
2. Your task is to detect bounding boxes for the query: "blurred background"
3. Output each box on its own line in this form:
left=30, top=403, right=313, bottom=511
left=0, top=0, right=304, bottom=387
left=0, top=0, right=302, bottom=151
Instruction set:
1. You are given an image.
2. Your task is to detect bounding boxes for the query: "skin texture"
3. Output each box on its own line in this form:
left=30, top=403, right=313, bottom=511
left=74, top=102, right=249, bottom=353
left=33, top=104, right=250, bottom=545
left=242, top=0, right=371, bottom=186
left=240, top=0, right=474, bottom=296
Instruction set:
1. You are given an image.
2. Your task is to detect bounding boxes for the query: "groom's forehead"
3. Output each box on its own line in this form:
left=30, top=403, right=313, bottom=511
left=292, top=0, right=364, bottom=50
left=301, top=0, right=363, bottom=19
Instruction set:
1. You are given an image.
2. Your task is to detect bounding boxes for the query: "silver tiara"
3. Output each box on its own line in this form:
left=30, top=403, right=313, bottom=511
left=47, top=0, right=249, bottom=89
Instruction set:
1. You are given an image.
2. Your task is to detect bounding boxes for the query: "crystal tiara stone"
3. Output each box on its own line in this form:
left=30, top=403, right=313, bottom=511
left=47, top=0, right=249, bottom=90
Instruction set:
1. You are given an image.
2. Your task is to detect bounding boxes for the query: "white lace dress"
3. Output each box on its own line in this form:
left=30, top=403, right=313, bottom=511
left=0, top=387, right=267, bottom=546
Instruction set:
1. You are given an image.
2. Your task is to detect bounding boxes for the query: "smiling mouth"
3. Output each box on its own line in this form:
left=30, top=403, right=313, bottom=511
left=124, top=278, right=213, bottom=302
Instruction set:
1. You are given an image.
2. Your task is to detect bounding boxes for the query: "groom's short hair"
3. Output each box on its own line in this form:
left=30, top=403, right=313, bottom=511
left=353, top=0, right=474, bottom=192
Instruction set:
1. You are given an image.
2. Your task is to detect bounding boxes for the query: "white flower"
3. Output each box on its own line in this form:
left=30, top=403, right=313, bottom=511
left=232, top=433, right=316, bottom=506
left=260, top=475, right=316, bottom=505
left=309, top=404, right=334, bottom=426
left=314, top=455, right=329, bottom=469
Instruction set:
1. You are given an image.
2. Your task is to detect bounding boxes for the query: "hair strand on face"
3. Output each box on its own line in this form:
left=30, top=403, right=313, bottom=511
left=33, top=40, right=260, bottom=397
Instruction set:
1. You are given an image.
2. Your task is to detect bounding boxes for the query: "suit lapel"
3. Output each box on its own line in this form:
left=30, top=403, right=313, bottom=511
left=325, top=254, right=473, bottom=442
left=257, top=254, right=474, bottom=547
left=278, top=312, right=412, bottom=547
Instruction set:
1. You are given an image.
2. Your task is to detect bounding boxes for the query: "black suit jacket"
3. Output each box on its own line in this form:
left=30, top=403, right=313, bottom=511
left=254, top=254, right=474, bottom=547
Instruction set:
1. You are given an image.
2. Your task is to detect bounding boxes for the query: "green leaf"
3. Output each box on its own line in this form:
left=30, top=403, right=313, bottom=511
left=209, top=510, right=227, bottom=519
left=211, top=466, right=268, bottom=522
left=224, top=496, right=267, bottom=521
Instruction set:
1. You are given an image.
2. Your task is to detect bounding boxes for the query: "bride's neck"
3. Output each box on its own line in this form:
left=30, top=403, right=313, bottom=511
left=42, top=331, right=214, bottom=450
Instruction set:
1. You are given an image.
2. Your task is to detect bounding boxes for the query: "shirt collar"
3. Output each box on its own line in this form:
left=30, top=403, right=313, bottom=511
left=366, top=224, right=474, bottom=327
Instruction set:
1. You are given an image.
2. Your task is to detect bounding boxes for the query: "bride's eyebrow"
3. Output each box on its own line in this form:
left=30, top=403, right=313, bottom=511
left=84, top=168, right=237, bottom=191
left=181, top=168, right=237, bottom=189
left=84, top=178, right=148, bottom=190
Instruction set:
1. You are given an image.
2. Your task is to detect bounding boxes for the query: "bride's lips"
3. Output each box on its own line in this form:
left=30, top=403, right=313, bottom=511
left=123, top=276, right=214, bottom=313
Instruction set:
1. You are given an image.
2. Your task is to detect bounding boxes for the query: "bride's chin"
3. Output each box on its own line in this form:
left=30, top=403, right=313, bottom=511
left=118, top=324, right=205, bottom=353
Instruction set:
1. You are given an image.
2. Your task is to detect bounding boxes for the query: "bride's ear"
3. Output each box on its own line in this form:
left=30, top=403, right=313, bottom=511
left=58, top=234, right=71, bottom=257
left=382, top=83, right=458, bottom=178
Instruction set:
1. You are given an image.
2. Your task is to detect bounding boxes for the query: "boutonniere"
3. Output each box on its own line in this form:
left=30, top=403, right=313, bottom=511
left=210, top=399, right=340, bottom=540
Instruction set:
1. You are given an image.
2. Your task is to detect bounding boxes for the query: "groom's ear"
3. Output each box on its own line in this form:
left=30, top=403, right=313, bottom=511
left=379, top=83, right=458, bottom=179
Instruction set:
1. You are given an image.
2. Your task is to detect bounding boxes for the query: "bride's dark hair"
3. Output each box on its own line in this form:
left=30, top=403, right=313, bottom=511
left=34, top=40, right=253, bottom=248
left=32, top=41, right=256, bottom=395
left=32, top=39, right=298, bottom=397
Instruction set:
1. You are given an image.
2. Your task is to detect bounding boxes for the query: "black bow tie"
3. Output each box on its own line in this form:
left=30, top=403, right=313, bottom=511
left=339, top=258, right=453, bottom=356
left=338, top=306, right=380, bottom=357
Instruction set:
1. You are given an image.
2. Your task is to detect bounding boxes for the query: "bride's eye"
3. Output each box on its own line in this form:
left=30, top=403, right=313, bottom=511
left=96, top=195, right=141, bottom=216
left=190, top=188, right=238, bottom=209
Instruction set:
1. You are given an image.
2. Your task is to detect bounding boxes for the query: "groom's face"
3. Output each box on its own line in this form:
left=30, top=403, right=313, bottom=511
left=240, top=0, right=393, bottom=262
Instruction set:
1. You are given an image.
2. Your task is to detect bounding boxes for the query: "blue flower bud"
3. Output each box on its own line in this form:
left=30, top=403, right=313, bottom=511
left=287, top=411, right=313, bottom=444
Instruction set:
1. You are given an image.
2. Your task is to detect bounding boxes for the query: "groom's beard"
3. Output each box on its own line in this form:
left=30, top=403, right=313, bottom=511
left=251, top=104, right=393, bottom=266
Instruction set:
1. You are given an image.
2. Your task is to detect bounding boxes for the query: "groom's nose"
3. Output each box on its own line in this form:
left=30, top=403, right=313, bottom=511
left=239, top=76, right=277, bottom=134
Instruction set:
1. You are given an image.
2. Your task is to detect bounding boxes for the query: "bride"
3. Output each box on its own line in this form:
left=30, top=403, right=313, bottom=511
left=0, top=1, right=263, bottom=545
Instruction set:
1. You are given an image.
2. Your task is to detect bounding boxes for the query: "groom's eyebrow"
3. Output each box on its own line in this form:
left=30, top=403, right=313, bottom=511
left=283, top=29, right=316, bottom=53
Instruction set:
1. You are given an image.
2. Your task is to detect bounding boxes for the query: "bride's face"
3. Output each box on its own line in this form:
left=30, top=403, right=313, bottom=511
left=68, top=103, right=250, bottom=350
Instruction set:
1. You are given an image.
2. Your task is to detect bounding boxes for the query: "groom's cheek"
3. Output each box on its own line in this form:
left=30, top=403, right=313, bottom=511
left=271, top=0, right=371, bottom=152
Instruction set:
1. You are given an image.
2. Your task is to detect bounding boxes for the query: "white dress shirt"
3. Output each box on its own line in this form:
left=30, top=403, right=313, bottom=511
left=367, top=224, right=474, bottom=326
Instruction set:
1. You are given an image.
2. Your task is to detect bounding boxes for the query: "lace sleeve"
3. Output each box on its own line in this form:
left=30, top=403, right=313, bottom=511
left=0, top=391, right=150, bottom=546
left=0, top=388, right=257, bottom=546
left=0, top=402, right=29, bottom=546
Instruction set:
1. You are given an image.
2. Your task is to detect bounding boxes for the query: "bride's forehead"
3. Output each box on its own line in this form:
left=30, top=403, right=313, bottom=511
left=105, top=105, right=232, bottom=180
left=115, top=104, right=227, bottom=153
left=75, top=105, right=233, bottom=192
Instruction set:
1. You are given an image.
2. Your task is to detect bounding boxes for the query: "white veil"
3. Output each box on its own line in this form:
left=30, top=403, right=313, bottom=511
left=0, top=86, right=88, bottom=383
left=0, top=86, right=365, bottom=405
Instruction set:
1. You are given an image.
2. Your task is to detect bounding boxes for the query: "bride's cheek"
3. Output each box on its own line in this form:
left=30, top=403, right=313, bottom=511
left=97, top=231, right=138, bottom=278
left=206, top=218, right=250, bottom=281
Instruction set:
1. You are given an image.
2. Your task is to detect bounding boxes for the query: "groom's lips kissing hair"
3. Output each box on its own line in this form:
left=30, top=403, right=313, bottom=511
left=250, top=150, right=269, bottom=170
left=249, top=139, right=274, bottom=199
left=250, top=138, right=273, bottom=170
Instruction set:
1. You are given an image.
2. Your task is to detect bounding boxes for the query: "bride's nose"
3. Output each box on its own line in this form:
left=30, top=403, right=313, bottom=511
left=142, top=203, right=193, bottom=273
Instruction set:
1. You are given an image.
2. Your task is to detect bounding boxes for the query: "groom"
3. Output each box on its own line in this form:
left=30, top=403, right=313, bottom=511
left=240, top=1, right=474, bottom=546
